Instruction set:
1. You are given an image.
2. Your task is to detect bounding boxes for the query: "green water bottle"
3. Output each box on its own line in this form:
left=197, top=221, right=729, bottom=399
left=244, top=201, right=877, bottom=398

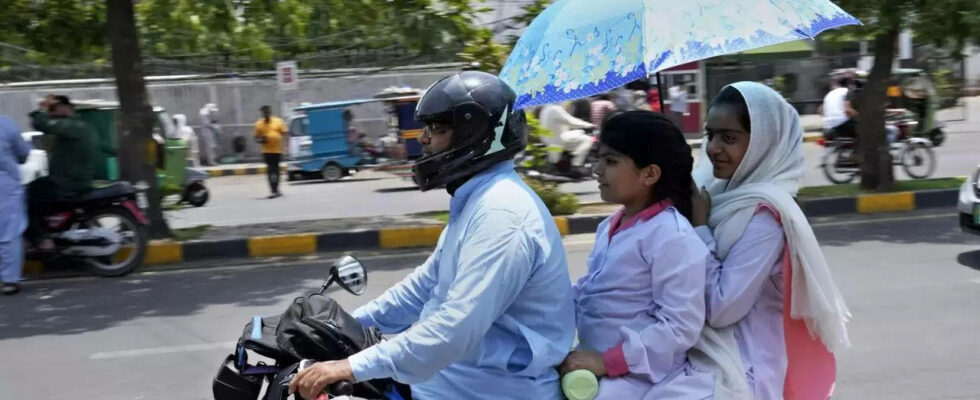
left=562, top=369, right=599, bottom=400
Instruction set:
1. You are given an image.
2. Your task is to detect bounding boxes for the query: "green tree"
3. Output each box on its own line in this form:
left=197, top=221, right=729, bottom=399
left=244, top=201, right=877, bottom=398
left=831, top=0, right=980, bottom=191
left=0, top=0, right=107, bottom=65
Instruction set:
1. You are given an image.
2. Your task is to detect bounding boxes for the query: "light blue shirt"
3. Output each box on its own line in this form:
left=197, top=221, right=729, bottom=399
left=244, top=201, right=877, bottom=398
left=349, top=160, right=575, bottom=400
left=0, top=116, right=29, bottom=242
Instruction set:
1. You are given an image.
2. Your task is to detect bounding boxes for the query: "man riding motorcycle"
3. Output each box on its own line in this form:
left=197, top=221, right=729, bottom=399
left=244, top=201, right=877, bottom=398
left=289, top=71, right=576, bottom=400
left=538, top=101, right=595, bottom=178
left=25, top=95, right=98, bottom=249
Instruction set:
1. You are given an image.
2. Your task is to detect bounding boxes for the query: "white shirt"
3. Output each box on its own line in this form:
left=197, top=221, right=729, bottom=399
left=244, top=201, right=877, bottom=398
left=575, top=204, right=714, bottom=399
left=696, top=209, right=787, bottom=400
left=821, top=87, right=849, bottom=129
left=349, top=161, right=575, bottom=400
left=538, top=104, right=593, bottom=138
left=669, top=87, right=688, bottom=114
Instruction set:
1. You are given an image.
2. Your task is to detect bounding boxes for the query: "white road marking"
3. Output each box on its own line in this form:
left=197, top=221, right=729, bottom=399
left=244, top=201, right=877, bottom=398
left=970, top=278, right=980, bottom=285
left=90, top=341, right=237, bottom=360
left=810, top=212, right=957, bottom=228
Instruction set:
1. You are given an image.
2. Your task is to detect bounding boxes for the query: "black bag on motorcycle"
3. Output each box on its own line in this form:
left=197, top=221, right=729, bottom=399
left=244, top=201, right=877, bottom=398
left=275, top=293, right=382, bottom=362
left=214, top=293, right=410, bottom=400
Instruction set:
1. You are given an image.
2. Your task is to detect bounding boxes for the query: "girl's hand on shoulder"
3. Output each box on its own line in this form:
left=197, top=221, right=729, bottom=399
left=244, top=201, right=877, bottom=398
left=691, top=182, right=711, bottom=227
left=560, top=349, right=606, bottom=377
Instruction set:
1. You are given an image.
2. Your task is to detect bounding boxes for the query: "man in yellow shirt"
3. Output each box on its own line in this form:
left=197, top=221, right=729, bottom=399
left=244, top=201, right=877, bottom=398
left=254, top=105, right=287, bottom=198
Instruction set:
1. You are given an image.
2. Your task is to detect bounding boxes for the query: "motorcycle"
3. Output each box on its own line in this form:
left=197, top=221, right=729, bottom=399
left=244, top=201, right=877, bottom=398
left=214, top=256, right=411, bottom=400
left=519, top=130, right=599, bottom=183
left=819, top=115, right=937, bottom=184
left=26, top=181, right=150, bottom=277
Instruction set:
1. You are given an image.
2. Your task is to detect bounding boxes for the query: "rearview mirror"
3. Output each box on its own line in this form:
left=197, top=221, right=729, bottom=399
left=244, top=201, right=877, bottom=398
left=330, top=255, right=367, bottom=296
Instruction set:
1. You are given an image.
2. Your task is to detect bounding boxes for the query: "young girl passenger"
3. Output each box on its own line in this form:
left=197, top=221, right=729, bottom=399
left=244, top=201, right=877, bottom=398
left=560, top=111, right=714, bottom=399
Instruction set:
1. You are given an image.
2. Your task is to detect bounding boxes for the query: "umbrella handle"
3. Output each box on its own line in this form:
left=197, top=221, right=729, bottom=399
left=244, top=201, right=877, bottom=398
left=656, top=72, right=666, bottom=113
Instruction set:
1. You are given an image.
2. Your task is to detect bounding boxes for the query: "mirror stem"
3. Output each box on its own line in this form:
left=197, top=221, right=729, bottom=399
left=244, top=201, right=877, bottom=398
left=319, top=275, right=335, bottom=295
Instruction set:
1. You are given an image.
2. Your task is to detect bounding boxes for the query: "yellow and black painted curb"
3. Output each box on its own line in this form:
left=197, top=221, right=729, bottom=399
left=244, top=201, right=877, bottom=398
left=23, top=188, right=958, bottom=276
left=800, top=188, right=957, bottom=216
left=129, top=215, right=575, bottom=268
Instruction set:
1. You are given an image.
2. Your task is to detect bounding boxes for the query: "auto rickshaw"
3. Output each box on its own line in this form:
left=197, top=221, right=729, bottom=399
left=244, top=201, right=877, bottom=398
left=72, top=100, right=210, bottom=207
left=286, top=99, right=384, bottom=182
left=286, top=91, right=423, bottom=182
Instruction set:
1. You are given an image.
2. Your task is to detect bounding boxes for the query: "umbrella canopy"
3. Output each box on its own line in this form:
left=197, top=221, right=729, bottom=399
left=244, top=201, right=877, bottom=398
left=500, top=0, right=860, bottom=109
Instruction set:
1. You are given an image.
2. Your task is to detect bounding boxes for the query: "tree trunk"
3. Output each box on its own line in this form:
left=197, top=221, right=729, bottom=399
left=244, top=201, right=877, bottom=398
left=106, top=0, right=171, bottom=238
left=858, top=23, right=901, bottom=191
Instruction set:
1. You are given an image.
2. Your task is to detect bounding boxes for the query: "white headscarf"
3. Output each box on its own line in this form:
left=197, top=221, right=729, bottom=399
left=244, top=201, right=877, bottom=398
left=689, top=82, right=851, bottom=399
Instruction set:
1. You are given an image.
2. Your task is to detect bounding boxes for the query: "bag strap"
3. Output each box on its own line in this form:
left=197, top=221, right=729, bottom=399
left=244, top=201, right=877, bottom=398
left=267, top=363, right=300, bottom=400
left=242, top=365, right=281, bottom=376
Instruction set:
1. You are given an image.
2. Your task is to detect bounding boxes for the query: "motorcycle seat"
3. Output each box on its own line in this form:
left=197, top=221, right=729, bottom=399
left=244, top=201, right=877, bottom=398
left=79, top=181, right=135, bottom=202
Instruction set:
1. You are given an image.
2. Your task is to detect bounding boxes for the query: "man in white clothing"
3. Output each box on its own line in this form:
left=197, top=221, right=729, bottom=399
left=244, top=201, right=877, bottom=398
left=668, top=83, right=689, bottom=128
left=820, top=78, right=858, bottom=138
left=538, top=102, right=595, bottom=176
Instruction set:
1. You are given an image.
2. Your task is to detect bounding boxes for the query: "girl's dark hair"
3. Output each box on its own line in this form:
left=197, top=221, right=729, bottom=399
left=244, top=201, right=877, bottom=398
left=599, top=111, right=694, bottom=220
left=571, top=99, right=592, bottom=122
left=709, top=86, right=751, bottom=132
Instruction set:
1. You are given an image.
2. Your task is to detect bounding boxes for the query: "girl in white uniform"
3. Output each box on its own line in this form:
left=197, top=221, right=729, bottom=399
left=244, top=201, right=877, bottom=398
left=689, top=82, right=852, bottom=400
left=561, top=111, right=715, bottom=399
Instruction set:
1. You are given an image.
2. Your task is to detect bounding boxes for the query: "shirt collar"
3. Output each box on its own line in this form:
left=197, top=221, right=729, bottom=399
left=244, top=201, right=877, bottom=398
left=608, top=198, right=673, bottom=240
left=449, top=160, right=515, bottom=218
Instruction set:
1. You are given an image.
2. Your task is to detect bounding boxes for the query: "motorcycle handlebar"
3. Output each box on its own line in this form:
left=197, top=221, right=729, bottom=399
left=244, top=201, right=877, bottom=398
left=329, top=380, right=354, bottom=397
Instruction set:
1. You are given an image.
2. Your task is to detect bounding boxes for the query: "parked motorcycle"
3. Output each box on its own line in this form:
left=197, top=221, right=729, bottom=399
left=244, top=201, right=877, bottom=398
left=26, top=181, right=150, bottom=277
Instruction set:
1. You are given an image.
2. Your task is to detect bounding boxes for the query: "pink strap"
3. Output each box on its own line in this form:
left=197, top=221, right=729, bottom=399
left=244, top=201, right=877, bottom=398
left=602, top=344, right=630, bottom=378
left=756, top=204, right=838, bottom=400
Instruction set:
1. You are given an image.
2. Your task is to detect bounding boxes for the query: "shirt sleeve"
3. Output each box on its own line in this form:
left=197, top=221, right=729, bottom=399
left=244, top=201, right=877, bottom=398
left=350, top=250, right=440, bottom=334
left=11, top=128, right=30, bottom=164
left=608, top=232, right=708, bottom=383
left=253, top=121, right=262, bottom=137
left=30, top=111, right=84, bottom=139
left=556, top=106, right=594, bottom=129
left=348, top=209, right=535, bottom=384
left=702, top=210, right=786, bottom=328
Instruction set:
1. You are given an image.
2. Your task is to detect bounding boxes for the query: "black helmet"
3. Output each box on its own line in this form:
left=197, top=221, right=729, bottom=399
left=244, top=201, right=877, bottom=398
left=413, top=71, right=527, bottom=191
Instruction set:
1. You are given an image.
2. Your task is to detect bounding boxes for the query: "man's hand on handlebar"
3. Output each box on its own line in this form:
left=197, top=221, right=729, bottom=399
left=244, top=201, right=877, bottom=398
left=288, top=359, right=354, bottom=399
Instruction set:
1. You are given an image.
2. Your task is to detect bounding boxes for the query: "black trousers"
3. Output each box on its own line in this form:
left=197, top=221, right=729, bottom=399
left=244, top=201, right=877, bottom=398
left=25, top=177, right=60, bottom=244
left=263, top=153, right=281, bottom=194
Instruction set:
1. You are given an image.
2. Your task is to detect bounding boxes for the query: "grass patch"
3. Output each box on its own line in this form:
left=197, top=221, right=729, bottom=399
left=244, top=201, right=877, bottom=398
left=171, top=224, right=212, bottom=241
left=798, top=177, right=966, bottom=198
left=414, top=211, right=450, bottom=223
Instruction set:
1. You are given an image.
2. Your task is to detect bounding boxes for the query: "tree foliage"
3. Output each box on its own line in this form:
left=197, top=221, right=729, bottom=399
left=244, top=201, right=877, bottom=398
left=830, top=0, right=980, bottom=190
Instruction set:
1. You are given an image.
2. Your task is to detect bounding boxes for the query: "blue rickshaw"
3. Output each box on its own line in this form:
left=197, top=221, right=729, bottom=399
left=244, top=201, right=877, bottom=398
left=286, top=99, right=382, bottom=182
left=287, top=94, right=424, bottom=182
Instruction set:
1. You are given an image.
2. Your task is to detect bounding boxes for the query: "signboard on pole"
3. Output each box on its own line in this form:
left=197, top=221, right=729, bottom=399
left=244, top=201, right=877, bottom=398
left=898, top=29, right=913, bottom=60
left=276, top=60, right=299, bottom=92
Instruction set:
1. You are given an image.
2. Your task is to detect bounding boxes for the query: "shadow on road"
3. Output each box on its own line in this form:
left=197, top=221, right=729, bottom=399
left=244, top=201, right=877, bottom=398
left=957, top=250, right=980, bottom=271
left=0, top=254, right=427, bottom=341
left=288, top=177, right=386, bottom=186
left=376, top=186, right=420, bottom=193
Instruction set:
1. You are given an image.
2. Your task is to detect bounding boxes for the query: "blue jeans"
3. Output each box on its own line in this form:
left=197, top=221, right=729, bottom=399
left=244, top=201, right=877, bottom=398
left=0, top=238, right=23, bottom=283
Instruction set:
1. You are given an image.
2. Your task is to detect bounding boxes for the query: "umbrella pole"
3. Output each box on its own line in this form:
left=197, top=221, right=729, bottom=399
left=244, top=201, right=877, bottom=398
left=656, top=72, right=665, bottom=113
